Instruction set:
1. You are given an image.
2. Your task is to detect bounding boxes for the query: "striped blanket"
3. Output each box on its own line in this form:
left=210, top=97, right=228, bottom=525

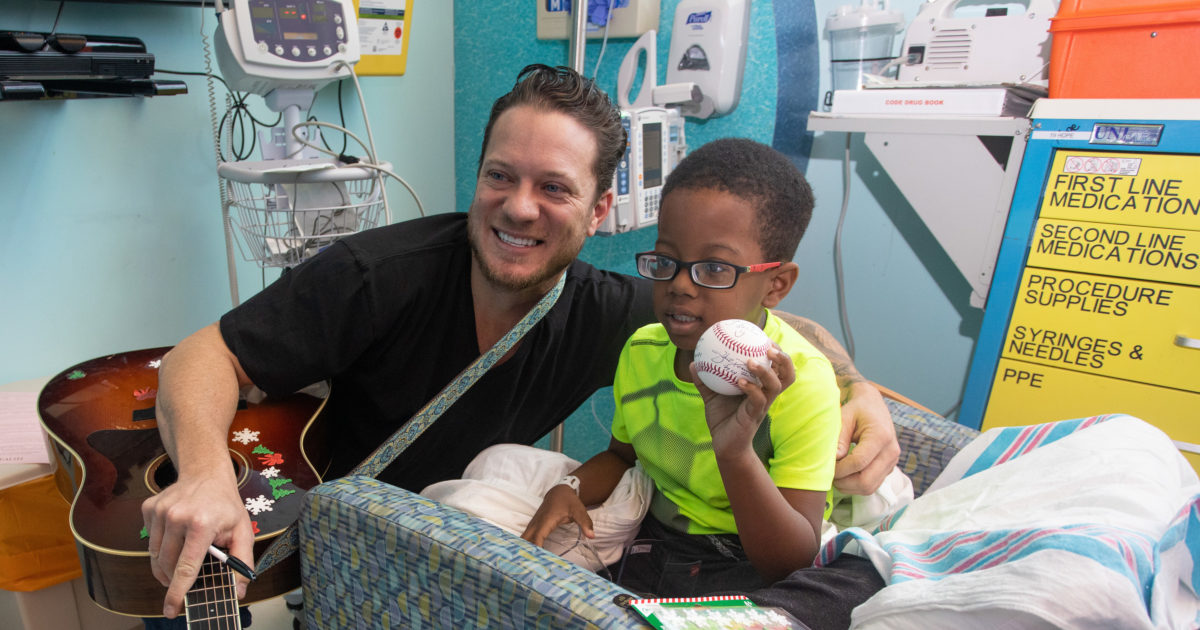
left=819, top=414, right=1200, bottom=629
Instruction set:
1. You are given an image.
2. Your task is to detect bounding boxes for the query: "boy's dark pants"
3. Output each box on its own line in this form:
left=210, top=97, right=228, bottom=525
left=612, top=514, right=883, bottom=630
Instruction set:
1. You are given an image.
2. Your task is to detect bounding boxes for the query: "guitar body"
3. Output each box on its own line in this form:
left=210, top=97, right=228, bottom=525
left=38, top=347, right=329, bottom=617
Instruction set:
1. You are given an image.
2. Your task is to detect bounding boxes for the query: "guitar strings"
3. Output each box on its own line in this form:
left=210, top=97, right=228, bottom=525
left=187, top=563, right=238, bottom=627
left=185, top=554, right=242, bottom=629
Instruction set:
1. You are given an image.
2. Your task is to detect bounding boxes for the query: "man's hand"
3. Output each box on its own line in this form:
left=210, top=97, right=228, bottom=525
left=769, top=311, right=900, bottom=496
left=142, top=472, right=255, bottom=618
left=833, top=381, right=899, bottom=495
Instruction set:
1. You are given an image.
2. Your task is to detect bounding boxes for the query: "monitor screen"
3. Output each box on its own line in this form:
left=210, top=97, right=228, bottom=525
left=641, top=122, right=663, bottom=189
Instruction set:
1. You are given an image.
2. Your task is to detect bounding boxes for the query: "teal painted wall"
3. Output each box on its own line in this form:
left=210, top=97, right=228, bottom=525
left=0, top=1, right=454, bottom=385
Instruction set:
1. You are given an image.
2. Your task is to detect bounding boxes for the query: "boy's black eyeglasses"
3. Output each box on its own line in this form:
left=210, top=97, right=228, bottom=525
left=635, top=252, right=782, bottom=289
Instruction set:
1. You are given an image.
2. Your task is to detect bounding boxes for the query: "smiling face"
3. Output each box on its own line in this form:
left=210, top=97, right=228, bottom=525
left=652, top=187, right=788, bottom=360
left=467, top=105, right=611, bottom=295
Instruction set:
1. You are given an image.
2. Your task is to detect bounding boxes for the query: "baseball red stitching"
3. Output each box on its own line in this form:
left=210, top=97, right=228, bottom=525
left=713, top=324, right=769, bottom=357
left=695, top=361, right=744, bottom=388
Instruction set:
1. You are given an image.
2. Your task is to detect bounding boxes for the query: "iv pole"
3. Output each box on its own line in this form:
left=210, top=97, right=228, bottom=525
left=569, top=0, right=588, bottom=73
left=548, top=3, right=590, bottom=454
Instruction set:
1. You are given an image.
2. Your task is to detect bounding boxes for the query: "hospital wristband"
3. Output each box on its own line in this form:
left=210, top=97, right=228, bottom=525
left=554, top=475, right=580, bottom=495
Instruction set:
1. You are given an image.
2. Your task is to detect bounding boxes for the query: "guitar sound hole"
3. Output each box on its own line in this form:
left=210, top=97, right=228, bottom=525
left=148, top=451, right=246, bottom=492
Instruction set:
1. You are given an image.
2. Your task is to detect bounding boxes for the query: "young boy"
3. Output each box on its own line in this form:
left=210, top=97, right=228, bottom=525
left=522, top=137, right=842, bottom=598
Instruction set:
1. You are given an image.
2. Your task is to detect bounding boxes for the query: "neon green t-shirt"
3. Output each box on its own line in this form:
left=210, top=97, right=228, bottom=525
left=610, top=312, right=841, bottom=535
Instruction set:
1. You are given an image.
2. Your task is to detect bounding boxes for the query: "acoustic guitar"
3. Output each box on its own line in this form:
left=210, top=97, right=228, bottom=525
left=38, top=347, right=329, bottom=618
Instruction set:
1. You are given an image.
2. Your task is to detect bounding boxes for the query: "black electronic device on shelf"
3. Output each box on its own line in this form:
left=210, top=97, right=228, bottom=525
left=0, top=30, right=186, bottom=100
left=45, top=0, right=211, bottom=5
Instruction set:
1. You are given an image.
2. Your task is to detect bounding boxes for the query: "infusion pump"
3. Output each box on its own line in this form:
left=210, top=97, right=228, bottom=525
left=601, top=107, right=687, bottom=235
left=215, top=0, right=360, bottom=96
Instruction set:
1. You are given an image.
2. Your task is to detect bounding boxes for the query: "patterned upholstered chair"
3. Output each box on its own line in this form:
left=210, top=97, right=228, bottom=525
left=297, top=397, right=978, bottom=629
left=882, top=395, right=980, bottom=496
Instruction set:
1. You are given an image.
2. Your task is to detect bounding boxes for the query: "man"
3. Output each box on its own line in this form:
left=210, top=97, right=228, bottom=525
left=142, top=64, right=898, bottom=619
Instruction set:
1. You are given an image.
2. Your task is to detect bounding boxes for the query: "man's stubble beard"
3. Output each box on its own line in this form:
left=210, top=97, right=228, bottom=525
left=467, top=220, right=585, bottom=293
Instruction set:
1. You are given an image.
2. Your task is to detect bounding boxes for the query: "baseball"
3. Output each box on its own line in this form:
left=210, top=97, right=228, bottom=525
left=693, top=319, right=772, bottom=396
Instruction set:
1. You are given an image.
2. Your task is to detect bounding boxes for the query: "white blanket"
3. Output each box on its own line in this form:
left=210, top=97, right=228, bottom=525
left=420, top=444, right=653, bottom=571
left=818, top=414, right=1200, bottom=629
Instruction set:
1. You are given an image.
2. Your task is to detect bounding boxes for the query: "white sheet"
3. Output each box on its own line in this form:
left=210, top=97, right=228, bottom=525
left=817, top=414, right=1200, bottom=629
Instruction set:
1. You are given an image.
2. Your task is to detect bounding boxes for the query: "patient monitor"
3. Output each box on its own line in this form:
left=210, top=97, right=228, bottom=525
left=603, top=107, right=687, bottom=234
left=601, top=27, right=689, bottom=235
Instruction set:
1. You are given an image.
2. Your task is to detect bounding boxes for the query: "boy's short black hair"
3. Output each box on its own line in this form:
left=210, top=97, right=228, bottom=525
left=662, top=138, right=814, bottom=262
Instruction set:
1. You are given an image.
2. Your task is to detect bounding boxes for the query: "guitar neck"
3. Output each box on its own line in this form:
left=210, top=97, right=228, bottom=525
left=184, top=554, right=242, bottom=630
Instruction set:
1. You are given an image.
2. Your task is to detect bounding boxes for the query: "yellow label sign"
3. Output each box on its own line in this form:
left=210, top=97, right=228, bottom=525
left=1029, top=218, right=1200, bottom=286
left=352, top=0, right=414, bottom=76
left=1039, top=150, right=1200, bottom=232
left=1005, top=268, right=1200, bottom=392
left=984, top=358, right=1200, bottom=477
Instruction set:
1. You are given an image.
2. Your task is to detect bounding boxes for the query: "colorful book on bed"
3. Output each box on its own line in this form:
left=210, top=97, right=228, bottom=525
left=628, top=595, right=805, bottom=630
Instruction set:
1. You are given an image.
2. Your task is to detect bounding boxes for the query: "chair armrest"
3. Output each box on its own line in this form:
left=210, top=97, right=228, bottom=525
left=884, top=399, right=979, bottom=496
left=298, top=476, right=647, bottom=629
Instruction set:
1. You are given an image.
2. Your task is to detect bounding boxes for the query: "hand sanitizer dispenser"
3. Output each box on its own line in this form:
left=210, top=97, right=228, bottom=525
left=665, top=0, right=750, bottom=119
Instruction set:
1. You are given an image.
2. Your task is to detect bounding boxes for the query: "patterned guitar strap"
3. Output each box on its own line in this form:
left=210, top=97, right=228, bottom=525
left=254, top=272, right=566, bottom=572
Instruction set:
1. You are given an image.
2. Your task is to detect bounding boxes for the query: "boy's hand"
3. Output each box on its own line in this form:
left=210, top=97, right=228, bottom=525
left=521, top=484, right=594, bottom=547
left=693, top=346, right=795, bottom=459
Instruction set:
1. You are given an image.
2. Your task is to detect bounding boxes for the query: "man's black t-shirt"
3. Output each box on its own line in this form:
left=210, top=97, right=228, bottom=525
left=220, top=213, right=654, bottom=492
